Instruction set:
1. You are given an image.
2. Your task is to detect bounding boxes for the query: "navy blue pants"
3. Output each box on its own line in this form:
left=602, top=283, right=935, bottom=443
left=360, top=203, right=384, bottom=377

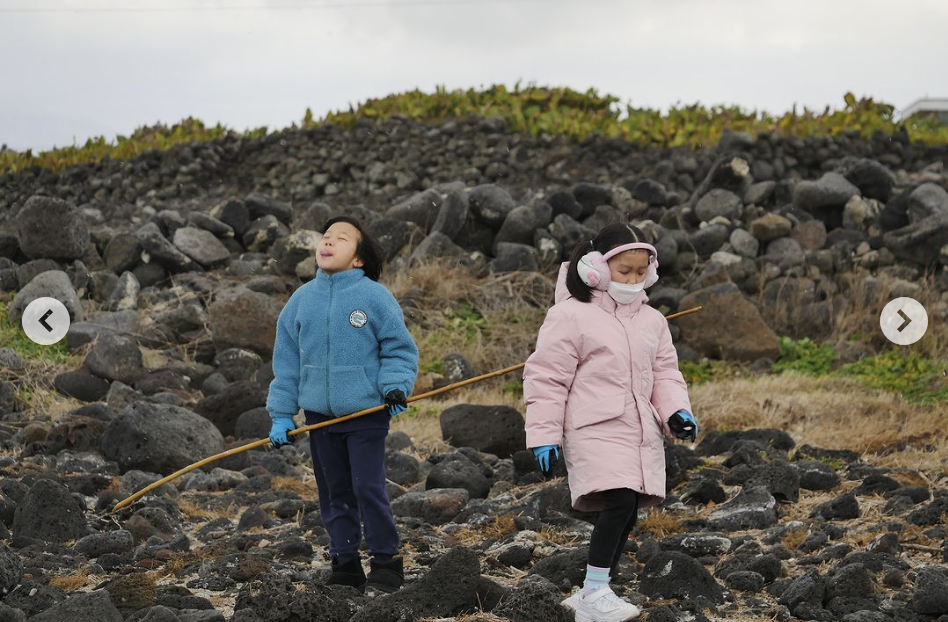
left=305, top=410, right=398, bottom=560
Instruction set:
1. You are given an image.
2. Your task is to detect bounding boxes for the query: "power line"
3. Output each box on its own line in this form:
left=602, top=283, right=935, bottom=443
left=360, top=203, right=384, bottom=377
left=0, top=0, right=589, bottom=13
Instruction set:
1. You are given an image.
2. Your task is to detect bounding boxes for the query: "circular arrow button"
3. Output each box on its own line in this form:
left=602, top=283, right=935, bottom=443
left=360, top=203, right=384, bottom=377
left=880, top=297, right=928, bottom=346
left=21, top=297, right=71, bottom=345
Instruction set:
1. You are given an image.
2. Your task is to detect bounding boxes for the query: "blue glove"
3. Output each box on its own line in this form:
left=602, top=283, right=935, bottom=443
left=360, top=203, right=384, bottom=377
left=384, top=389, right=408, bottom=417
left=269, top=416, right=296, bottom=448
left=667, top=410, right=698, bottom=442
left=532, top=445, right=561, bottom=478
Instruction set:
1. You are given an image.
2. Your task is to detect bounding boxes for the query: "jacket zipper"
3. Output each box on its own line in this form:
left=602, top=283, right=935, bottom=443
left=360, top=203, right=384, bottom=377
left=326, top=274, right=333, bottom=415
left=604, top=302, right=635, bottom=393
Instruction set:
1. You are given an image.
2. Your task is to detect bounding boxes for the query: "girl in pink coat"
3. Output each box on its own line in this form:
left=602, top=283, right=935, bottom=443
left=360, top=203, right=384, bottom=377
left=524, top=223, right=697, bottom=622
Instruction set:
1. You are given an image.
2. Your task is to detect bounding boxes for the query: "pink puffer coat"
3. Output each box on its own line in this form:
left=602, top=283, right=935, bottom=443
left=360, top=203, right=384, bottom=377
left=523, top=263, right=693, bottom=512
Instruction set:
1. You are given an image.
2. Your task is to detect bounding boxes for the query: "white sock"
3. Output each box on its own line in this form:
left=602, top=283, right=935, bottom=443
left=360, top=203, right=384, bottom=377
left=581, top=564, right=610, bottom=596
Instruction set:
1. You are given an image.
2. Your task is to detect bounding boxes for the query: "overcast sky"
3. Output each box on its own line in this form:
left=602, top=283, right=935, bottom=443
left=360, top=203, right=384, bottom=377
left=2, top=0, right=946, bottom=151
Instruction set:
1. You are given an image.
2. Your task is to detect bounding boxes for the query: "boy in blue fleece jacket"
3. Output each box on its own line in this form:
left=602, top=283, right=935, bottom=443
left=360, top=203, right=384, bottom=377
left=266, top=216, right=418, bottom=593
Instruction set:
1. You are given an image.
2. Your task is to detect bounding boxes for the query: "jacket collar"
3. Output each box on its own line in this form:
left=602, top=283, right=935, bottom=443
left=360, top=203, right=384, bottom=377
left=315, top=267, right=365, bottom=287
left=592, top=288, right=649, bottom=316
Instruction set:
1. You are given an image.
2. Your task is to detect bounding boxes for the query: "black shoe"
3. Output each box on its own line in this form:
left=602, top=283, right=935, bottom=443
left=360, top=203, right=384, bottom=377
left=328, top=554, right=366, bottom=589
left=366, top=556, right=403, bottom=594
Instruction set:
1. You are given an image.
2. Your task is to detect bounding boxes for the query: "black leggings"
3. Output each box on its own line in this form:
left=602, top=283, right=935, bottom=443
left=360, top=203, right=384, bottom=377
left=587, top=488, right=639, bottom=570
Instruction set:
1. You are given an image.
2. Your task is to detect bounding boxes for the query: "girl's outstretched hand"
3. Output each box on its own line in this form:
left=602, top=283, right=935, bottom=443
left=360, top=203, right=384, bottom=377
left=532, top=445, right=561, bottom=478
left=668, top=410, right=698, bottom=442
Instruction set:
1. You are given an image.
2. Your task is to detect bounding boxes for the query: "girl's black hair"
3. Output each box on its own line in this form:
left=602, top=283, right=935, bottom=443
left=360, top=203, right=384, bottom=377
left=323, top=216, right=384, bottom=281
left=565, top=223, right=651, bottom=302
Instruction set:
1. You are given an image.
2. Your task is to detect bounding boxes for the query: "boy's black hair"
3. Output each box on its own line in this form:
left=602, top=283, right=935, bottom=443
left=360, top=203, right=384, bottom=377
left=565, top=223, right=652, bottom=303
left=322, top=216, right=384, bottom=281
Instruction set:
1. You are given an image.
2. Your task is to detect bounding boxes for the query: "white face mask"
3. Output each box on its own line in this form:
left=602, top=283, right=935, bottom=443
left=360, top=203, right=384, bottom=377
left=608, top=281, right=644, bottom=304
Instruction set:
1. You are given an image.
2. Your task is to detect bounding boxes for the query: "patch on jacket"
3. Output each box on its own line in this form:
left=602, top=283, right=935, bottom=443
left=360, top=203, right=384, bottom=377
left=349, top=309, right=368, bottom=328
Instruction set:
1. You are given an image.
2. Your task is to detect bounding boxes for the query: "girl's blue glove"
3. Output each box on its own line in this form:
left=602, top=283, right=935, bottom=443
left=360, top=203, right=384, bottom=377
left=667, top=410, right=698, bottom=442
left=269, top=416, right=296, bottom=448
left=532, top=445, right=561, bottom=478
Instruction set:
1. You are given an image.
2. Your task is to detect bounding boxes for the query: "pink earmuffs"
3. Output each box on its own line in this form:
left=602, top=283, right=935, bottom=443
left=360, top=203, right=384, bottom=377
left=577, top=242, right=660, bottom=290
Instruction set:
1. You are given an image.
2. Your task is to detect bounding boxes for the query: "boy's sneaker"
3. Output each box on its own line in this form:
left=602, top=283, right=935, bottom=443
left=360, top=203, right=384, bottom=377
left=572, top=586, right=640, bottom=622
left=327, top=554, right=366, bottom=590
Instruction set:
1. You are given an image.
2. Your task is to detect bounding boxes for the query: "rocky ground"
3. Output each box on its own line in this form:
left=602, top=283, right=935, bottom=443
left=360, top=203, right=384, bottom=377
left=0, top=411, right=946, bottom=622
left=0, top=115, right=946, bottom=621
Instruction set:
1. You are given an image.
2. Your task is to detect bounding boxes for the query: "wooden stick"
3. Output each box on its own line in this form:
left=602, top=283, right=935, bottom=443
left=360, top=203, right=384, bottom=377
left=664, top=306, right=702, bottom=322
left=112, top=305, right=703, bottom=513
left=386, top=479, right=409, bottom=493
left=112, top=362, right=525, bottom=512
left=901, top=543, right=944, bottom=554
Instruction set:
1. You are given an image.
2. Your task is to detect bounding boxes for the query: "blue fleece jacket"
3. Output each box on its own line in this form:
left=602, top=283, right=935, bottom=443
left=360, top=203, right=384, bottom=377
left=266, top=267, right=419, bottom=421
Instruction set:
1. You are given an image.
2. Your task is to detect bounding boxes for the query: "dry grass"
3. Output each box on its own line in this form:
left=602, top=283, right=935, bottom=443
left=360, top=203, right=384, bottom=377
left=636, top=509, right=685, bottom=538
left=384, top=262, right=550, bottom=382
left=177, top=499, right=238, bottom=521
left=48, top=567, right=91, bottom=592
left=1, top=357, right=84, bottom=424
left=398, top=367, right=948, bottom=473
left=780, top=481, right=861, bottom=523
left=781, top=526, right=809, bottom=550
left=887, top=470, right=932, bottom=487
left=690, top=372, right=948, bottom=470
left=272, top=475, right=317, bottom=500
left=419, top=614, right=508, bottom=622
left=451, top=514, right=519, bottom=545
left=537, top=525, right=583, bottom=547
left=830, top=271, right=948, bottom=359
left=160, top=552, right=200, bottom=577
left=897, top=523, right=940, bottom=545
left=484, top=514, right=518, bottom=538
left=0, top=292, right=90, bottom=423
left=755, top=267, right=947, bottom=359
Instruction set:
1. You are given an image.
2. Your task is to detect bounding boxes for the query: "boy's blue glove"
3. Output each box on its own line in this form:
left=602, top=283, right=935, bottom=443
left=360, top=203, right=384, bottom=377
left=269, top=416, right=296, bottom=448
left=384, top=389, right=408, bottom=417
left=667, top=410, right=698, bottom=442
left=532, top=445, right=561, bottom=478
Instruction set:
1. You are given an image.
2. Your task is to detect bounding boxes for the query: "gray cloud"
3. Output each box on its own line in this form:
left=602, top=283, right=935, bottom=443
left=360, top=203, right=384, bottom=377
left=1, top=0, right=945, bottom=151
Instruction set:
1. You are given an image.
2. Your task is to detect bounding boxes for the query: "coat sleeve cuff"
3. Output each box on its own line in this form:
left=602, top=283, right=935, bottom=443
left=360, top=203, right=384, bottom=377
left=381, top=381, right=412, bottom=397
left=525, top=430, right=563, bottom=449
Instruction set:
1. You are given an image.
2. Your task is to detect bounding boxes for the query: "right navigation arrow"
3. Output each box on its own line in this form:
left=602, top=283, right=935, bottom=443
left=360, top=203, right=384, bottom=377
left=897, top=309, right=912, bottom=332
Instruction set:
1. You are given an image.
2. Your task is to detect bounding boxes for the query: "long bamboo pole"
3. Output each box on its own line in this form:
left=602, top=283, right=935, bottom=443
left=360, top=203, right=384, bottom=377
left=112, top=305, right=702, bottom=512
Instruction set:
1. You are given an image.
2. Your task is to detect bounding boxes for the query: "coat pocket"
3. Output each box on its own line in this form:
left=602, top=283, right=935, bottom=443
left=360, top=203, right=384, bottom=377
left=568, top=393, right=628, bottom=430
left=298, top=365, right=328, bottom=414
left=328, top=365, right=380, bottom=416
left=639, top=398, right=669, bottom=446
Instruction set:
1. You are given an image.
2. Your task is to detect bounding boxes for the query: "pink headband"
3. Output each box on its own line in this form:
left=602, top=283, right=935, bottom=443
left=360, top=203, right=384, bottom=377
left=601, top=242, right=658, bottom=262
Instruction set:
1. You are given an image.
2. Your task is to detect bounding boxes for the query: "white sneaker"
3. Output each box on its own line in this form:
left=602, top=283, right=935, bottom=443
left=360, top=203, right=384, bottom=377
left=561, top=590, right=582, bottom=611
left=572, top=586, right=640, bottom=622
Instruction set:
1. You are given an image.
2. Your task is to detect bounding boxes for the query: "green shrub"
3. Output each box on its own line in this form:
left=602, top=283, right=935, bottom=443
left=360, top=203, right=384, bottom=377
left=774, top=336, right=948, bottom=404
left=840, top=349, right=948, bottom=405
left=773, top=336, right=836, bottom=375
left=0, top=300, right=73, bottom=365
left=1, top=118, right=266, bottom=174
left=679, top=359, right=732, bottom=386
left=6, top=85, right=947, bottom=175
